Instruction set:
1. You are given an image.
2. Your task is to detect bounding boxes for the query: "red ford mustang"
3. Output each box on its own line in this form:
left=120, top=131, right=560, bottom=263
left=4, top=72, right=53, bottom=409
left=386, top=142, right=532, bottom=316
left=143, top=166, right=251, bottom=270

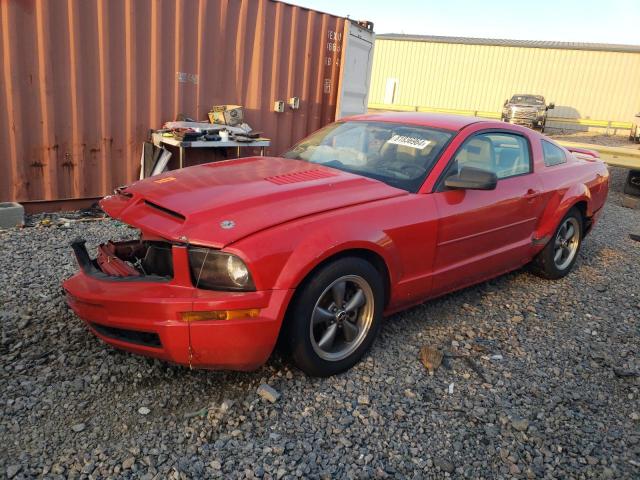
left=63, top=113, right=609, bottom=376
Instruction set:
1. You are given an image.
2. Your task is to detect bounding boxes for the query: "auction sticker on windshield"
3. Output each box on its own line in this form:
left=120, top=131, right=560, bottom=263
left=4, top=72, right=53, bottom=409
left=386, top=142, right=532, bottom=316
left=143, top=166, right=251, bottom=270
left=387, top=135, right=431, bottom=150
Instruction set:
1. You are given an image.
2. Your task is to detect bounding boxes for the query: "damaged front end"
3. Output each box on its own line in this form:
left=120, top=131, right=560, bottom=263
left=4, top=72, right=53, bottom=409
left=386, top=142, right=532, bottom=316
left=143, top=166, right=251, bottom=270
left=63, top=175, right=293, bottom=370
left=63, top=226, right=284, bottom=371
left=71, top=238, right=174, bottom=281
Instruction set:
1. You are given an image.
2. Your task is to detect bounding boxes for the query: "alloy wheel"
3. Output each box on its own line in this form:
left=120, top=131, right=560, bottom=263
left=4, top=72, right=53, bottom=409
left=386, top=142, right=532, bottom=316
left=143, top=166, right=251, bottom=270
left=553, top=217, right=580, bottom=270
left=309, top=275, right=374, bottom=361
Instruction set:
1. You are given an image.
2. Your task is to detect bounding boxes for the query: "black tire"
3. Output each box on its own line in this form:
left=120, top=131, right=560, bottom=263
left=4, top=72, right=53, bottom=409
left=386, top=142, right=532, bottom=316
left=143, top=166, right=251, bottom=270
left=623, top=170, right=640, bottom=196
left=284, top=257, right=384, bottom=377
left=531, top=207, right=583, bottom=279
left=540, top=120, right=546, bottom=133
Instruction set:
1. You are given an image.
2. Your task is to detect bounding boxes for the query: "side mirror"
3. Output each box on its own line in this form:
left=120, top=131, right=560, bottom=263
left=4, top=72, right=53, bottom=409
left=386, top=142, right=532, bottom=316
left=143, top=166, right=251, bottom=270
left=548, top=102, right=555, bottom=110
left=445, top=166, right=498, bottom=190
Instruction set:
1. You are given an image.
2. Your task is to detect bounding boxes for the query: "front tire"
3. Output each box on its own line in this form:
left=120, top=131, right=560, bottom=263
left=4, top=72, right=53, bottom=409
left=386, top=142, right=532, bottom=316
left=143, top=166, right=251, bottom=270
left=531, top=208, right=582, bottom=279
left=285, top=257, right=384, bottom=377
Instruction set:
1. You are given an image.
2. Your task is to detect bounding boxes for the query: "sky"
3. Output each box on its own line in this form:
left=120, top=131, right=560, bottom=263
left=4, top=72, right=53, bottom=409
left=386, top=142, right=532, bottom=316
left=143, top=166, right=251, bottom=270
left=287, top=0, right=640, bottom=45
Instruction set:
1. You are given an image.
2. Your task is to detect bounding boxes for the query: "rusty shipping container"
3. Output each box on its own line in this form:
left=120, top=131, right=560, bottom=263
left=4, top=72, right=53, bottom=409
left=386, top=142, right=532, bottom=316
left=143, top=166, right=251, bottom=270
left=0, top=0, right=374, bottom=204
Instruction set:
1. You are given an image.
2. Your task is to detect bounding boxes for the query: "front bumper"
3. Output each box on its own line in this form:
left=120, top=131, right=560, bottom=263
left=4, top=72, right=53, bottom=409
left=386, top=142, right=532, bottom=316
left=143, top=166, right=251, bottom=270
left=505, top=117, right=543, bottom=127
left=63, top=241, right=293, bottom=371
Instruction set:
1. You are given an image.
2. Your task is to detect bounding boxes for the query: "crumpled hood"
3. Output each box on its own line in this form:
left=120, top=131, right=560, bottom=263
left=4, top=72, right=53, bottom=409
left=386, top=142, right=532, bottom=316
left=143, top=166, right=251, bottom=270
left=101, top=157, right=405, bottom=248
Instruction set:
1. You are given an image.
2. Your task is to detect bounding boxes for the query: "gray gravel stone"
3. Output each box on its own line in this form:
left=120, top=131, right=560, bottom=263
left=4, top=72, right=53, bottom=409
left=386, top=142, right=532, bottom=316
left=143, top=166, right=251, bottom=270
left=512, top=417, right=530, bottom=432
left=71, top=423, right=86, bottom=432
left=6, top=465, right=21, bottom=479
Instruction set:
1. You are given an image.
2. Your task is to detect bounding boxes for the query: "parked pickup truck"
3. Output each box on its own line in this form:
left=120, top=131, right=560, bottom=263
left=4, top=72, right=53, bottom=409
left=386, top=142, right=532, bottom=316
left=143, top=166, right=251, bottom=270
left=502, top=94, right=555, bottom=132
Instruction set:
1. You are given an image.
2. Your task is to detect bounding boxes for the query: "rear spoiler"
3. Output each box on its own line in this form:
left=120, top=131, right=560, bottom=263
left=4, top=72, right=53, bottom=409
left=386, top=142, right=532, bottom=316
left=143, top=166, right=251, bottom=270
left=565, top=146, right=600, bottom=161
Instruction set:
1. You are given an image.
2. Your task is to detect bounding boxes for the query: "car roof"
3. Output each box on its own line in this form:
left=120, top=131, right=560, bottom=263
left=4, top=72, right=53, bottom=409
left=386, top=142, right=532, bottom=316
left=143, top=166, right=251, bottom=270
left=342, top=111, right=485, bottom=131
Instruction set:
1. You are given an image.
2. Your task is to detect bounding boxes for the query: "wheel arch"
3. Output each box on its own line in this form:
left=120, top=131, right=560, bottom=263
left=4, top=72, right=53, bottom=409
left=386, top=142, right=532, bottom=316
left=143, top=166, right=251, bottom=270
left=534, top=183, right=592, bottom=245
left=287, top=247, right=392, bottom=309
left=572, top=199, right=590, bottom=234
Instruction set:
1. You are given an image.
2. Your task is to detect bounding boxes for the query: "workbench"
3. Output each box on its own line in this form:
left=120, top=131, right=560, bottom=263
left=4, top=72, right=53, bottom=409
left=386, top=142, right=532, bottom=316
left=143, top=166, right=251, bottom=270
left=151, top=132, right=271, bottom=169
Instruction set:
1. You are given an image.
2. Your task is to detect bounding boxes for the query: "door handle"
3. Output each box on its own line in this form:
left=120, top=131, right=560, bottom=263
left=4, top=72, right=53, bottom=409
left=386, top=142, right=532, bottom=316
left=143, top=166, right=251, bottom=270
left=524, top=189, right=539, bottom=198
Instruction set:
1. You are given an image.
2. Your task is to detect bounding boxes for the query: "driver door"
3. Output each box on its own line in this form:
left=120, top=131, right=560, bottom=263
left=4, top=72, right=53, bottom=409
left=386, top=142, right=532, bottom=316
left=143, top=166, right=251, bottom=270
left=430, top=131, right=544, bottom=296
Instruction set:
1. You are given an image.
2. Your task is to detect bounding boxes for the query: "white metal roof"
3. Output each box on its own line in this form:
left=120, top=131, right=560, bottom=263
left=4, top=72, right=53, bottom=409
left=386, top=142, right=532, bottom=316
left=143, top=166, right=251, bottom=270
left=377, top=34, right=640, bottom=54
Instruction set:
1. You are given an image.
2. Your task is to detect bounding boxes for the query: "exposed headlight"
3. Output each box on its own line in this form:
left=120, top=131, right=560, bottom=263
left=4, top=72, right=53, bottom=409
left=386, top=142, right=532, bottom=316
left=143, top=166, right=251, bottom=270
left=188, top=247, right=255, bottom=291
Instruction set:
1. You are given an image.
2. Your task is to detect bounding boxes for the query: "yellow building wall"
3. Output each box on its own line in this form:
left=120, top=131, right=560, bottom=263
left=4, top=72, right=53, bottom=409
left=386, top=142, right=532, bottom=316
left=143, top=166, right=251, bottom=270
left=369, top=39, right=640, bottom=123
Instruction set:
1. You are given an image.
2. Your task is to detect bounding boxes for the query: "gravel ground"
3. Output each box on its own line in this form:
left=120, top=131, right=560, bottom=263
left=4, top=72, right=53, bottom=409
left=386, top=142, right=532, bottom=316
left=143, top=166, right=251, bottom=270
left=1, top=168, right=639, bottom=479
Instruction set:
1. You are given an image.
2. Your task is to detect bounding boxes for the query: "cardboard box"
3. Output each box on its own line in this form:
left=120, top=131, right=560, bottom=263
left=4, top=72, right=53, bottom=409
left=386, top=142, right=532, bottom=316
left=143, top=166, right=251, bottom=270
left=208, top=105, right=244, bottom=126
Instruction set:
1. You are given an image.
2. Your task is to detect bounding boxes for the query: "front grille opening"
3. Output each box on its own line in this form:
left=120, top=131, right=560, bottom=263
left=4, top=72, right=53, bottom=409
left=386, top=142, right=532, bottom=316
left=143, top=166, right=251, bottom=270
left=90, top=322, right=162, bottom=348
left=141, top=242, right=174, bottom=277
left=96, top=239, right=174, bottom=278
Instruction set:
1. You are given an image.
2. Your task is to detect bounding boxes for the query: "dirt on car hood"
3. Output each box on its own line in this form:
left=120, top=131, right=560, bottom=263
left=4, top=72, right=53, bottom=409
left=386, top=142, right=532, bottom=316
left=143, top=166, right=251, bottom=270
left=100, top=157, right=406, bottom=248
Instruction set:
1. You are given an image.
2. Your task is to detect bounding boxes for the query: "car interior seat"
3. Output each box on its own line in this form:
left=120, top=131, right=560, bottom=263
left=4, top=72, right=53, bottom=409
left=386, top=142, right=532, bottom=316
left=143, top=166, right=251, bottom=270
left=452, top=136, right=495, bottom=175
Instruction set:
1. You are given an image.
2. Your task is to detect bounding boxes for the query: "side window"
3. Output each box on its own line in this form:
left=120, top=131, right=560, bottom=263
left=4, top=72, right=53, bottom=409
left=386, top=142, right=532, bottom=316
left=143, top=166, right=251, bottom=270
left=444, top=132, right=531, bottom=183
left=542, top=140, right=566, bottom=166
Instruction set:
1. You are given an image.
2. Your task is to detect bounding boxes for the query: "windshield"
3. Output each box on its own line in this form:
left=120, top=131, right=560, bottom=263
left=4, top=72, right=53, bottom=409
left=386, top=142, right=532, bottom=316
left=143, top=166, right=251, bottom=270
left=282, top=121, right=454, bottom=192
left=510, top=95, right=545, bottom=105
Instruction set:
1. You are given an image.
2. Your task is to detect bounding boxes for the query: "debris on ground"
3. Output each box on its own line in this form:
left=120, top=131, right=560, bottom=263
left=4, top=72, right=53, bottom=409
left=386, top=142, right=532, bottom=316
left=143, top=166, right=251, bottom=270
left=184, top=406, right=209, bottom=419
left=256, top=384, right=281, bottom=403
left=419, top=345, right=443, bottom=375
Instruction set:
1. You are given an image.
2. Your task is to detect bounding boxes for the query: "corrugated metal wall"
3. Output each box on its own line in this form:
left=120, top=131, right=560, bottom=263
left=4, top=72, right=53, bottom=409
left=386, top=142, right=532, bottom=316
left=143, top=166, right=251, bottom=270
left=0, top=0, right=346, bottom=203
left=369, top=39, right=640, bottom=123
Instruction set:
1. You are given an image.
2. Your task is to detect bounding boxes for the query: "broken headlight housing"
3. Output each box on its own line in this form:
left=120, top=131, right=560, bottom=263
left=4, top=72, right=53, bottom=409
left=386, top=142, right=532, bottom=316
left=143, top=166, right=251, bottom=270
left=188, top=247, right=255, bottom=291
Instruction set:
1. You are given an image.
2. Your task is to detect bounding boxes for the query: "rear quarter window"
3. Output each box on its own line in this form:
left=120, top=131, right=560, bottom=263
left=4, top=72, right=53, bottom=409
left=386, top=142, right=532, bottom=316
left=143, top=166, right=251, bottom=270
left=542, top=140, right=567, bottom=166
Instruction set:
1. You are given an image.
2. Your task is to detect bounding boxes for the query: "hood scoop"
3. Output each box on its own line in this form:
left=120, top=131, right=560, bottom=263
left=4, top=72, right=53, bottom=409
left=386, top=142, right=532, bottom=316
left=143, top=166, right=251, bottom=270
left=265, top=169, right=338, bottom=185
left=143, top=200, right=185, bottom=221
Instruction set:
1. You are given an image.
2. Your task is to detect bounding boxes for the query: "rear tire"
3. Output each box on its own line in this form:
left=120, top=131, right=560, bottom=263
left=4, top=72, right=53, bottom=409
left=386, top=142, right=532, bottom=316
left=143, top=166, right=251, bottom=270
left=531, top=208, right=583, bottom=279
left=284, top=257, right=384, bottom=377
left=623, top=170, right=640, bottom=196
